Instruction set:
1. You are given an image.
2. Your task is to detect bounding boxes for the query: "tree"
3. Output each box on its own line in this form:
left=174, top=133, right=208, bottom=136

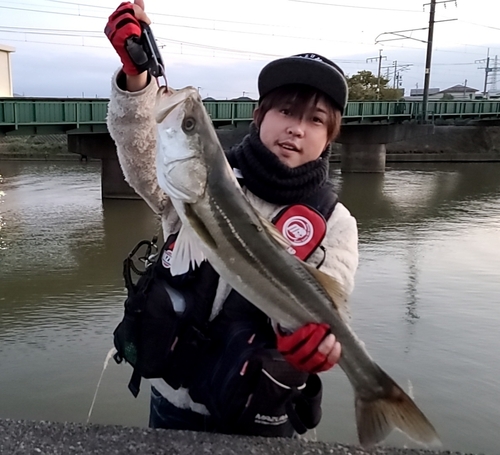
left=346, top=70, right=403, bottom=101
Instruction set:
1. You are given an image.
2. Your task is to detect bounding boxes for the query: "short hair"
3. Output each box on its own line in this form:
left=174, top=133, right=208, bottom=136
left=253, top=84, right=342, bottom=143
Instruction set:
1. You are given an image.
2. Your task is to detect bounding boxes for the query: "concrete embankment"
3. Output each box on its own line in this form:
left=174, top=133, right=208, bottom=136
left=384, top=125, right=500, bottom=162
left=1, top=125, right=499, bottom=162
left=0, top=419, right=468, bottom=455
left=217, top=125, right=500, bottom=163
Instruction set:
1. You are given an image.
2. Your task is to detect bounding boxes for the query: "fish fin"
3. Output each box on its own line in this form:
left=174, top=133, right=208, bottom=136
left=257, top=213, right=293, bottom=251
left=184, top=203, right=218, bottom=250
left=170, top=224, right=206, bottom=276
left=304, top=265, right=351, bottom=322
left=355, top=368, right=441, bottom=448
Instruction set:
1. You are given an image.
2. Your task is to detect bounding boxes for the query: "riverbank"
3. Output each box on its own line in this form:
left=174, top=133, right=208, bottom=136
left=0, top=135, right=83, bottom=161
left=0, top=419, right=470, bottom=455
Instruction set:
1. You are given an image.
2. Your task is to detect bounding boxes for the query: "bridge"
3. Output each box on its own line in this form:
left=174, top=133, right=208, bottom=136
left=1, top=98, right=500, bottom=135
left=2, top=97, right=500, bottom=198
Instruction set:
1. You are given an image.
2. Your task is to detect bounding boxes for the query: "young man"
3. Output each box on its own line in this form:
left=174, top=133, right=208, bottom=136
left=105, top=0, right=358, bottom=437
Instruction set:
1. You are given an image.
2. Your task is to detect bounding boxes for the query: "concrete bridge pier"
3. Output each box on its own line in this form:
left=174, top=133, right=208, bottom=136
left=67, top=132, right=137, bottom=199
left=337, top=124, right=434, bottom=173
left=341, top=143, right=387, bottom=173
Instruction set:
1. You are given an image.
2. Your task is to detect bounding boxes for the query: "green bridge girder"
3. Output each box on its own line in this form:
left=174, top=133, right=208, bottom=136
left=1, top=97, right=500, bottom=135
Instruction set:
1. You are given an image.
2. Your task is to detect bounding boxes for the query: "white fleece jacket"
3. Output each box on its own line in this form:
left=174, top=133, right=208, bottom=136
left=106, top=70, right=359, bottom=414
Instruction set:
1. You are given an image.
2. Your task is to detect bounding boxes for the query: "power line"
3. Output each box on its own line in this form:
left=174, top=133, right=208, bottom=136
left=43, top=0, right=299, bottom=30
left=0, top=4, right=371, bottom=46
left=41, top=0, right=500, bottom=33
left=288, top=0, right=422, bottom=13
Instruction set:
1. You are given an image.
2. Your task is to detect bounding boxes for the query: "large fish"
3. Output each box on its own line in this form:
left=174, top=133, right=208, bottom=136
left=154, top=85, right=440, bottom=448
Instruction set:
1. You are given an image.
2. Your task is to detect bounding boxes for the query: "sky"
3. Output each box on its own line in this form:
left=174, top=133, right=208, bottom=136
left=1, top=0, right=500, bottom=99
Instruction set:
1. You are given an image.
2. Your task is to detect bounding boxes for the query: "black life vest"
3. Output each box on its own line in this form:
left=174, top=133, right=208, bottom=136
left=113, top=180, right=338, bottom=434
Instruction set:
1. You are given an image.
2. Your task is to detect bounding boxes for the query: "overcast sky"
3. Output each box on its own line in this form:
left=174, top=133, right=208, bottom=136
left=1, top=0, right=500, bottom=98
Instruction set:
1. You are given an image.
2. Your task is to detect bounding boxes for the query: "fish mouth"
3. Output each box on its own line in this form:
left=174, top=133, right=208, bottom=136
left=155, top=86, right=199, bottom=124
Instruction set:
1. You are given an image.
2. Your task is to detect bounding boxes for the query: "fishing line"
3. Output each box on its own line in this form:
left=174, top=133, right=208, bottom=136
left=86, top=346, right=117, bottom=424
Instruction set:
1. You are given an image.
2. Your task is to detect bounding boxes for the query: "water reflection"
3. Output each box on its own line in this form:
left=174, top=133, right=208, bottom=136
left=0, top=172, right=5, bottom=251
left=336, top=163, right=500, bottom=235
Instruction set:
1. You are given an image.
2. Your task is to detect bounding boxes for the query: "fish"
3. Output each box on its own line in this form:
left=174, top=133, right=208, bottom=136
left=153, top=85, right=440, bottom=448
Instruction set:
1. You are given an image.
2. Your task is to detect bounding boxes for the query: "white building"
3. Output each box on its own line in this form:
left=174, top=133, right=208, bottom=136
left=0, top=44, right=15, bottom=97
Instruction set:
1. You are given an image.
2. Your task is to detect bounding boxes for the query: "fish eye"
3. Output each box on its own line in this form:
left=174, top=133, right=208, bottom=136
left=183, top=117, right=196, bottom=132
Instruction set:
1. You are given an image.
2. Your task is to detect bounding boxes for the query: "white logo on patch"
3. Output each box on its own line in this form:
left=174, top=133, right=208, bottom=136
left=254, top=413, right=288, bottom=426
left=282, top=216, right=314, bottom=246
left=162, top=249, right=173, bottom=269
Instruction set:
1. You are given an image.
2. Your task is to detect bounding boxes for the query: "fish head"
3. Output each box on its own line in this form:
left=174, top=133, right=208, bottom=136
left=155, top=86, right=212, bottom=204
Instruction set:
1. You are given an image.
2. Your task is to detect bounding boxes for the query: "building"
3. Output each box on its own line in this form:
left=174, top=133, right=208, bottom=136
left=405, top=85, right=480, bottom=101
left=0, top=44, right=15, bottom=97
left=437, top=84, right=479, bottom=100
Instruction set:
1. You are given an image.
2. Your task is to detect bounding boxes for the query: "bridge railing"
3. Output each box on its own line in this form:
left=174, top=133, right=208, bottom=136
left=0, top=98, right=109, bottom=128
left=343, top=101, right=414, bottom=120
left=426, top=100, right=500, bottom=117
left=2, top=98, right=500, bottom=134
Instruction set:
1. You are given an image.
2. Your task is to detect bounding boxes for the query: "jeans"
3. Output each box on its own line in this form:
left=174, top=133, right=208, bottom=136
left=149, top=386, right=217, bottom=432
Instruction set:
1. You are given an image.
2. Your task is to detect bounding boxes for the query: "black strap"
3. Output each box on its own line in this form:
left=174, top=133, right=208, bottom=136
left=285, top=399, right=309, bottom=435
left=128, top=369, right=142, bottom=398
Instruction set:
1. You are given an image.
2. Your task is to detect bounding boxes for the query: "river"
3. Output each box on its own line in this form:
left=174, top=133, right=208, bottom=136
left=0, top=160, right=499, bottom=454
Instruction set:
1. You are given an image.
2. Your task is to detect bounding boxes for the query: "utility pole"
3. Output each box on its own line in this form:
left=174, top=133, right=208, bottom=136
left=421, top=0, right=457, bottom=123
left=492, top=56, right=499, bottom=92
left=476, top=49, right=491, bottom=97
left=476, top=50, right=500, bottom=97
left=375, top=2, right=456, bottom=119
left=367, top=49, right=387, bottom=100
left=422, top=0, right=436, bottom=124
left=382, top=61, right=413, bottom=89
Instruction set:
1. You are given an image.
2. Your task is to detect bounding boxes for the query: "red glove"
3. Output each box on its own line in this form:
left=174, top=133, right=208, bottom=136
left=104, top=2, right=143, bottom=75
left=276, top=323, right=339, bottom=374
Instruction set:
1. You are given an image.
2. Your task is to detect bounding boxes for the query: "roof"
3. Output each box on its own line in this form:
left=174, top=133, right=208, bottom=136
left=409, top=88, right=440, bottom=96
left=440, top=84, right=479, bottom=93
left=0, top=43, right=15, bottom=53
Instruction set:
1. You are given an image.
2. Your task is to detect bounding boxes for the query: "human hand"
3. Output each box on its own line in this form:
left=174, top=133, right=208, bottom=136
left=104, top=0, right=151, bottom=76
left=276, top=323, right=341, bottom=373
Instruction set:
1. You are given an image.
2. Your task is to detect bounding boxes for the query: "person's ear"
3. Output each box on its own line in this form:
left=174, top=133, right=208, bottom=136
left=252, top=107, right=260, bottom=123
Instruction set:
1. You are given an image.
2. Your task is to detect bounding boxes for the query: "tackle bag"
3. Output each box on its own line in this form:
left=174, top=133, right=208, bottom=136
left=112, top=235, right=219, bottom=396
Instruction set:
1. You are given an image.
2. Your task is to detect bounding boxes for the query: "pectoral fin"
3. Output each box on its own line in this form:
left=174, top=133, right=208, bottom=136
left=170, top=224, right=207, bottom=276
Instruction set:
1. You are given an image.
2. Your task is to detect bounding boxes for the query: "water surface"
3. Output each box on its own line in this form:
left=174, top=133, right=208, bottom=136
left=0, top=161, right=499, bottom=453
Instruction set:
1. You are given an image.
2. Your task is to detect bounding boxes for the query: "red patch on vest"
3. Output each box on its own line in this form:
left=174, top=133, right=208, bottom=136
left=273, top=204, right=327, bottom=261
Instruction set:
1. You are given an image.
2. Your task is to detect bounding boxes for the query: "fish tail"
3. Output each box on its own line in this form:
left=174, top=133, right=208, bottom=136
left=355, top=370, right=441, bottom=448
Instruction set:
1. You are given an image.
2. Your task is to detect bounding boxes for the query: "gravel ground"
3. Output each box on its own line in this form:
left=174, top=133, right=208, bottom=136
left=0, top=419, right=469, bottom=455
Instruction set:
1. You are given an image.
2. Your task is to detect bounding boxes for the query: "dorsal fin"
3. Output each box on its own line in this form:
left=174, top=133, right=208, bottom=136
left=304, top=264, right=351, bottom=322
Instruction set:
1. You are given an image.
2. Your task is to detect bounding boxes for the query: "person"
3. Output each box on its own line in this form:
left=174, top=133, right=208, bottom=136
left=105, top=0, right=358, bottom=437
